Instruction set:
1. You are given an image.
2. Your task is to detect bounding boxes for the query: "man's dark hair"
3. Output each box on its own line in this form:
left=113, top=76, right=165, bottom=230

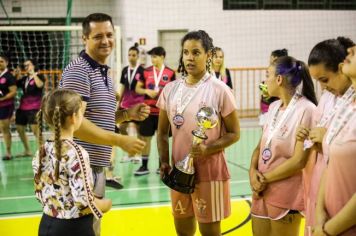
left=82, top=13, right=114, bottom=37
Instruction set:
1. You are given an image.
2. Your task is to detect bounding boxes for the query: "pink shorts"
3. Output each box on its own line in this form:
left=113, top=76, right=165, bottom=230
left=170, top=180, right=231, bottom=223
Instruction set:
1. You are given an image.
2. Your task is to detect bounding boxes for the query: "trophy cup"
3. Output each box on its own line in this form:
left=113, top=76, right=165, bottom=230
left=162, top=107, right=218, bottom=194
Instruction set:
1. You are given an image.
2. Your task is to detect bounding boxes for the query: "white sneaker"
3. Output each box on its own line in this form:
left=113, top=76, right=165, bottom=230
left=120, top=156, right=130, bottom=163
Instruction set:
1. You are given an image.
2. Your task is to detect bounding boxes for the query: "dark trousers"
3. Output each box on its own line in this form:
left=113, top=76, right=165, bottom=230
left=39, top=213, right=94, bottom=236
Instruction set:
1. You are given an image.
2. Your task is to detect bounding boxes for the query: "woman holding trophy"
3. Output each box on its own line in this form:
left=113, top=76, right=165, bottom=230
left=157, top=30, right=240, bottom=236
left=249, top=56, right=317, bottom=236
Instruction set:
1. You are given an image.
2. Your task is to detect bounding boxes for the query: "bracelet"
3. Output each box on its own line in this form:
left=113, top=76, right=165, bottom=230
left=322, top=223, right=332, bottom=236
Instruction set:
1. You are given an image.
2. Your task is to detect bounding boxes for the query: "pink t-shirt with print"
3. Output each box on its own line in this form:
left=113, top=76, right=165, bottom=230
left=157, top=75, right=237, bottom=182
left=251, top=97, right=316, bottom=219
left=324, top=101, right=356, bottom=236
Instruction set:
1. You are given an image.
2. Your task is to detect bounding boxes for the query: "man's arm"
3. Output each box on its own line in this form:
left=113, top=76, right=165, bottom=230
left=75, top=101, right=145, bottom=155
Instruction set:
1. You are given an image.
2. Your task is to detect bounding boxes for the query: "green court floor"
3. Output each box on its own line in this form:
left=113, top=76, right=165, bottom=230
left=0, top=123, right=311, bottom=236
left=0, top=126, right=261, bottom=217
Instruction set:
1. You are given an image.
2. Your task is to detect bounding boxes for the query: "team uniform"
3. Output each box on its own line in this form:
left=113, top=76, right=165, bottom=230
left=0, top=69, right=16, bottom=119
left=304, top=90, right=337, bottom=234
left=322, top=95, right=356, bottom=236
left=157, top=74, right=236, bottom=223
left=251, top=96, right=315, bottom=220
left=119, top=65, right=145, bottom=110
left=16, top=73, right=45, bottom=125
left=213, top=68, right=233, bottom=89
left=139, top=65, right=175, bottom=137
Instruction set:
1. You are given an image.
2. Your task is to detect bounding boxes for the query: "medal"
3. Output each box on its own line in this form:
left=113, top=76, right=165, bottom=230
left=262, top=93, right=301, bottom=165
left=173, top=114, right=184, bottom=129
left=262, top=148, right=272, bottom=164
left=174, top=73, right=210, bottom=129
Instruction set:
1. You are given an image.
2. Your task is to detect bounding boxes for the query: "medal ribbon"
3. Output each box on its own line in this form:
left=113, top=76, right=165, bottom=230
left=127, top=64, right=139, bottom=88
left=176, top=73, right=210, bottom=115
left=318, top=86, right=355, bottom=127
left=326, top=98, right=356, bottom=145
left=265, top=93, right=302, bottom=149
left=153, top=65, right=165, bottom=89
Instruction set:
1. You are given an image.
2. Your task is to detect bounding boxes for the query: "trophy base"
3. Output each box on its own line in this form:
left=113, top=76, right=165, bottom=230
left=162, top=165, right=195, bottom=194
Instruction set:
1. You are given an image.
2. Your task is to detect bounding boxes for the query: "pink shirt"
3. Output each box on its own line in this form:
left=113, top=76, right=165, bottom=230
left=324, top=101, right=356, bottom=236
left=157, top=75, right=237, bottom=182
left=305, top=91, right=337, bottom=229
left=252, top=97, right=315, bottom=219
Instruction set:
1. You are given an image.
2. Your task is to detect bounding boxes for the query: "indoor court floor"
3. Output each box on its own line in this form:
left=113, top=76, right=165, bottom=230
left=0, top=122, right=306, bottom=235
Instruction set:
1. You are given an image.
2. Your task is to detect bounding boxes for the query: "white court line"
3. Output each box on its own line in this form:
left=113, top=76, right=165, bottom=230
left=19, top=177, right=33, bottom=181
left=0, top=180, right=249, bottom=201
left=0, top=197, right=251, bottom=220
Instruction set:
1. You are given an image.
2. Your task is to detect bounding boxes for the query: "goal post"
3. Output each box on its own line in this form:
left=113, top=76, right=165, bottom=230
left=0, top=25, right=122, bottom=92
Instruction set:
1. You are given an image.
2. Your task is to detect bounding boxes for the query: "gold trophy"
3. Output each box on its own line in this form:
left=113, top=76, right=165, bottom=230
left=162, top=107, right=218, bottom=194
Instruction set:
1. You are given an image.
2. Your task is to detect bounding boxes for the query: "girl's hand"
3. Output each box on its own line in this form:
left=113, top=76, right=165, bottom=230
left=249, top=169, right=267, bottom=193
left=296, top=125, right=310, bottom=141
left=309, top=127, right=327, bottom=144
left=160, top=162, right=172, bottom=179
left=189, top=143, right=208, bottom=159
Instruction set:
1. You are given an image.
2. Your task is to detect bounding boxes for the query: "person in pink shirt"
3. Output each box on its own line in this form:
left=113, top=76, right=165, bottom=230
left=14, top=59, right=45, bottom=157
left=0, top=54, right=17, bottom=160
left=117, top=45, right=145, bottom=163
left=312, top=45, right=356, bottom=236
left=249, top=56, right=317, bottom=236
left=296, top=37, right=355, bottom=235
left=157, top=30, right=240, bottom=236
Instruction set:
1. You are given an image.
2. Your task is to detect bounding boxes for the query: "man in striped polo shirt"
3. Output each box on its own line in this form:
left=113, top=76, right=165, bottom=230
left=60, top=13, right=149, bottom=236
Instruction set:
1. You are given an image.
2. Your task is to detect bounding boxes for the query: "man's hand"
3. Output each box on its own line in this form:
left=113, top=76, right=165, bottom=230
left=127, top=103, right=150, bottom=121
left=119, top=135, right=146, bottom=156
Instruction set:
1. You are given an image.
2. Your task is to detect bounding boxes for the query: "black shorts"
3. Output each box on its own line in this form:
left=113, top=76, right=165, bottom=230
left=139, top=114, right=158, bottom=137
left=15, top=109, right=39, bottom=125
left=39, top=213, right=94, bottom=236
left=0, top=104, right=14, bottom=120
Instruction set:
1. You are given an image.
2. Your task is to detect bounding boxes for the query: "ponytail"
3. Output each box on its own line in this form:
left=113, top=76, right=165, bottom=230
left=274, top=56, right=317, bottom=105
left=297, top=61, right=318, bottom=105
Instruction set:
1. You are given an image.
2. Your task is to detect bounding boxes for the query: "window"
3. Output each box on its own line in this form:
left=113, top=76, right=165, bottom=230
left=223, top=0, right=356, bottom=10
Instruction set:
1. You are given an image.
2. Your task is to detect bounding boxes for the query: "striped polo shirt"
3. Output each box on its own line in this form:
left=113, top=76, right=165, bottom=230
left=60, top=51, right=116, bottom=167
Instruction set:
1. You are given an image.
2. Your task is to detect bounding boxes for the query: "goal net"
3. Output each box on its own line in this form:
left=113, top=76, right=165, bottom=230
left=0, top=25, right=121, bottom=92
left=0, top=25, right=121, bottom=134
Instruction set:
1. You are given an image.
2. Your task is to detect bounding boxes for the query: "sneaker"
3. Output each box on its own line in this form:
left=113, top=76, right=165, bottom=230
left=134, top=166, right=150, bottom=176
left=120, top=156, right=130, bottom=163
left=156, top=168, right=161, bottom=174
left=131, top=156, right=141, bottom=164
left=106, top=177, right=124, bottom=189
